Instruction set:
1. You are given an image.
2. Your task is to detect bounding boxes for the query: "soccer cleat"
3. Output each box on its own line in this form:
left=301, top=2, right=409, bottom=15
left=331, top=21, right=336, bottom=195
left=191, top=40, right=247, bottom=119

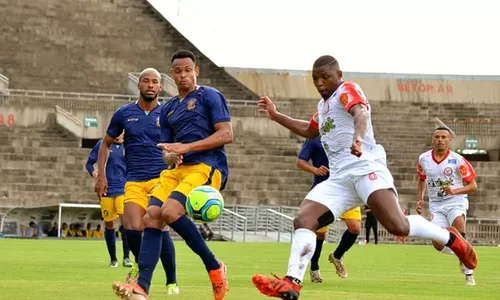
left=208, top=260, right=228, bottom=300
left=465, top=274, right=476, bottom=286
left=112, top=282, right=148, bottom=300
left=328, top=253, right=348, bottom=278
left=309, top=270, right=323, bottom=283
left=123, top=258, right=133, bottom=268
left=109, top=260, right=119, bottom=268
left=126, top=262, right=139, bottom=284
left=252, top=273, right=301, bottom=299
left=446, top=227, right=478, bottom=270
left=166, top=283, right=180, bottom=295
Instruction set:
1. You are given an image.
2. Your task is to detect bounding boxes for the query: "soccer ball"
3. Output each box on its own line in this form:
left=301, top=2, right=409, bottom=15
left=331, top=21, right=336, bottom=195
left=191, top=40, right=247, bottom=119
left=186, top=185, right=224, bottom=223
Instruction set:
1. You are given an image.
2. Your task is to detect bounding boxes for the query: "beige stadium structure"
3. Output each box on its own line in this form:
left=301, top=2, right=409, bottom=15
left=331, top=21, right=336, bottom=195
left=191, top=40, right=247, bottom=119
left=1, top=0, right=499, bottom=243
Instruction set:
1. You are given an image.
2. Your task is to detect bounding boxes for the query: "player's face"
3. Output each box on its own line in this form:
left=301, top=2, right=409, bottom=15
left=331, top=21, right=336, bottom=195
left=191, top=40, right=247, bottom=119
left=171, top=58, right=199, bottom=91
left=137, top=72, right=162, bottom=102
left=312, top=66, right=342, bottom=100
left=432, top=130, right=451, bottom=152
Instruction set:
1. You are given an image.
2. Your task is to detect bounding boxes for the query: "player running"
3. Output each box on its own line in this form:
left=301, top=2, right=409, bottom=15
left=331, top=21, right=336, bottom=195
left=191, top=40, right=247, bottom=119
left=112, top=50, right=230, bottom=300
left=416, top=126, right=477, bottom=285
left=86, top=131, right=132, bottom=268
left=252, top=55, right=477, bottom=300
left=95, top=68, right=179, bottom=295
left=296, top=136, right=361, bottom=281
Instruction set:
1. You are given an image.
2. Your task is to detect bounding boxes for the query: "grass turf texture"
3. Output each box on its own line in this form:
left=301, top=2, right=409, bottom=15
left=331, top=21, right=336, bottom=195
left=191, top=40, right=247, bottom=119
left=0, top=239, right=499, bottom=299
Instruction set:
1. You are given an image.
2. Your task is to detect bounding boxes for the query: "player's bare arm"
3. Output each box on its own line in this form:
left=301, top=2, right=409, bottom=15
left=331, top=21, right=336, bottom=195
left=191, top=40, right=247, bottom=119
left=416, top=178, right=427, bottom=214
left=258, top=96, right=319, bottom=139
left=442, top=179, right=477, bottom=196
left=158, top=122, right=233, bottom=155
left=296, top=159, right=328, bottom=176
left=95, top=134, right=114, bottom=196
left=349, top=104, right=370, bottom=157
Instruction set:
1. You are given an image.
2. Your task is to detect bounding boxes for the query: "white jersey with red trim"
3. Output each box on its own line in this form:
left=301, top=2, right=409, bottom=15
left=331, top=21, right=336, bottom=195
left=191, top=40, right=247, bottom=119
left=417, top=149, right=476, bottom=205
left=309, top=82, right=384, bottom=173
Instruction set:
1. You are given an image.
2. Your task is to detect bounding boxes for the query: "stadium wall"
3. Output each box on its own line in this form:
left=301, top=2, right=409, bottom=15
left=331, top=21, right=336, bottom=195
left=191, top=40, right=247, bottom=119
left=223, top=67, right=500, bottom=103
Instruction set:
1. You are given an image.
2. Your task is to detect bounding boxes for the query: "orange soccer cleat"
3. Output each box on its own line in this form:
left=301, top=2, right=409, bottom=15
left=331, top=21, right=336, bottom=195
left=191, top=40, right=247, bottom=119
left=447, top=227, right=478, bottom=270
left=252, top=273, right=302, bottom=299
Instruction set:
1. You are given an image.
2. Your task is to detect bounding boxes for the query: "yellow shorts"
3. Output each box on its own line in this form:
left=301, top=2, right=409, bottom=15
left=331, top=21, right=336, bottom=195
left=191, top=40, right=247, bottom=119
left=150, top=163, right=222, bottom=206
left=100, top=195, right=125, bottom=222
left=316, top=206, right=361, bottom=233
left=124, top=178, right=160, bottom=211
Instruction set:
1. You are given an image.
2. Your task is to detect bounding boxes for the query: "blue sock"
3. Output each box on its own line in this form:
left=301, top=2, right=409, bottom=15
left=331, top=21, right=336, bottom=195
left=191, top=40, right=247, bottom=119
left=105, top=228, right=117, bottom=262
left=160, top=231, right=177, bottom=285
left=119, top=226, right=130, bottom=259
left=137, top=228, right=162, bottom=294
left=169, top=215, right=219, bottom=271
left=126, top=229, right=142, bottom=263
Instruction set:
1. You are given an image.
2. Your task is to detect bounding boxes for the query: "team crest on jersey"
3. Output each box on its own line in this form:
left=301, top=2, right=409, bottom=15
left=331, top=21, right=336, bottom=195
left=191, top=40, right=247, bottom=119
left=156, top=117, right=160, bottom=127
left=443, top=167, right=453, bottom=176
left=339, top=93, right=349, bottom=106
left=187, top=98, right=197, bottom=110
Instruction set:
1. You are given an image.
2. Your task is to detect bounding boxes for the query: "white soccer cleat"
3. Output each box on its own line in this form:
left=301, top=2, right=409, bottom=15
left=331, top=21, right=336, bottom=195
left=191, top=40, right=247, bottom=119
left=109, top=260, right=119, bottom=268
left=465, top=275, right=476, bottom=286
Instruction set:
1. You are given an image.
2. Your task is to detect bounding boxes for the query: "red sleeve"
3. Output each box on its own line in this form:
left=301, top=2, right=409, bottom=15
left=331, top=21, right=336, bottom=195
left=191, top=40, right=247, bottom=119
left=459, top=158, right=476, bottom=183
left=338, top=82, right=368, bottom=112
left=310, top=111, right=319, bottom=130
left=416, top=162, right=426, bottom=180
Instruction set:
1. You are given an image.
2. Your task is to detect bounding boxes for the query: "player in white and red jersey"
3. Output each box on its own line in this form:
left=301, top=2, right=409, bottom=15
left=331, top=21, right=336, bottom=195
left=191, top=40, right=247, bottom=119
left=416, top=127, right=477, bottom=286
left=251, top=55, right=477, bottom=300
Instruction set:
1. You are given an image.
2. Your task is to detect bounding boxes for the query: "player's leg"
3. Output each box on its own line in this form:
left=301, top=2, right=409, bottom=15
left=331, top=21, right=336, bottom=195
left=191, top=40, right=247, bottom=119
left=310, top=226, right=327, bottom=283
left=429, top=211, right=452, bottom=253
left=328, top=207, right=361, bottom=278
left=161, top=164, right=226, bottom=300
left=252, top=178, right=359, bottom=299
left=448, top=208, right=475, bottom=285
left=115, top=195, right=132, bottom=267
left=160, top=225, right=179, bottom=294
left=113, top=174, right=179, bottom=299
left=365, top=217, right=371, bottom=244
left=101, top=196, right=119, bottom=267
left=123, top=182, right=147, bottom=266
left=372, top=218, right=379, bottom=244
left=357, top=168, right=477, bottom=270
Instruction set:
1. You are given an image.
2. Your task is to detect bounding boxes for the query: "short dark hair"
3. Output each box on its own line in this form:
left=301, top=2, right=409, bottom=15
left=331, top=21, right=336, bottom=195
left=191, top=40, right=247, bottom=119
left=171, top=50, right=196, bottom=64
left=313, top=55, right=339, bottom=69
left=434, top=126, right=451, bottom=133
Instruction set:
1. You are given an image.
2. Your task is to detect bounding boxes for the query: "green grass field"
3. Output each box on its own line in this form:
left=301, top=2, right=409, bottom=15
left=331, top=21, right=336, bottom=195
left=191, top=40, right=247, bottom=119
left=1, top=239, right=499, bottom=300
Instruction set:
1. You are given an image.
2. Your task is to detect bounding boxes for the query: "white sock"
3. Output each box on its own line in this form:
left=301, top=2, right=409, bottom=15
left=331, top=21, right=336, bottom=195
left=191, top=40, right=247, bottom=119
left=286, top=228, right=317, bottom=283
left=406, top=215, right=450, bottom=244
left=463, top=265, right=473, bottom=275
left=440, top=246, right=454, bottom=255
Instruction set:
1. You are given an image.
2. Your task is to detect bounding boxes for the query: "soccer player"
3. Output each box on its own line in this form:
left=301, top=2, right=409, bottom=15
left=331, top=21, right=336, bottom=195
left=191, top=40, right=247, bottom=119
left=86, top=132, right=132, bottom=267
left=296, top=136, right=361, bottom=281
left=416, top=126, right=477, bottom=285
left=364, top=205, right=378, bottom=244
left=95, top=68, right=179, bottom=294
left=112, top=50, right=230, bottom=300
left=252, top=55, right=477, bottom=299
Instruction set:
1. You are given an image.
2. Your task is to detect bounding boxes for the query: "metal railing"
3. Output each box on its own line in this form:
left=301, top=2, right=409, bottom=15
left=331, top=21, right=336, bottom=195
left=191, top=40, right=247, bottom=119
left=265, top=209, right=294, bottom=242
left=213, top=208, right=247, bottom=242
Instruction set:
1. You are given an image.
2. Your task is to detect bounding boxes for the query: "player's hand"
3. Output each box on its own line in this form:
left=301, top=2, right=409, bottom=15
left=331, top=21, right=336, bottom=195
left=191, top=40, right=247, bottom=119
left=416, top=199, right=424, bottom=215
left=314, top=165, right=329, bottom=176
left=257, top=96, right=278, bottom=120
left=351, top=136, right=363, bottom=157
left=162, top=150, right=183, bottom=167
left=441, top=186, right=455, bottom=195
left=91, top=171, right=98, bottom=179
left=94, top=175, right=108, bottom=200
left=157, top=143, right=191, bottom=155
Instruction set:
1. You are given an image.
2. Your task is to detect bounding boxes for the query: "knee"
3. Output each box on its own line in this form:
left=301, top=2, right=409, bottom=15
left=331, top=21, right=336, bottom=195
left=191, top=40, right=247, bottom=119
left=161, top=201, right=185, bottom=224
left=293, top=214, right=317, bottom=231
left=143, top=207, right=163, bottom=229
left=104, top=221, right=115, bottom=230
left=347, top=221, right=361, bottom=235
left=123, top=212, right=144, bottom=231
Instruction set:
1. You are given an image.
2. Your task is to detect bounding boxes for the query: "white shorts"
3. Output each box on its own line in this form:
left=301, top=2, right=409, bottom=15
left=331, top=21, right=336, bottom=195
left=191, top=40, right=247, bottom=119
left=305, top=160, right=397, bottom=220
left=430, top=202, right=468, bottom=228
